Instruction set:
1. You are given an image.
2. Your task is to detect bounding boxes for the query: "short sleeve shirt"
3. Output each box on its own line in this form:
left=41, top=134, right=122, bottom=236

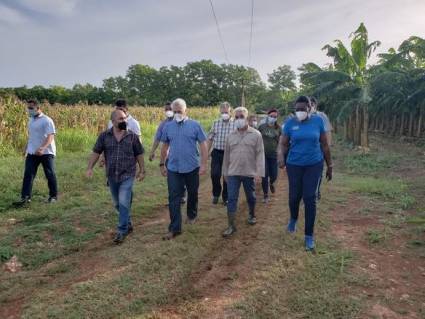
left=160, top=118, right=207, bottom=173
left=93, top=129, right=144, bottom=182
left=207, top=118, right=236, bottom=151
left=27, top=113, right=56, bottom=156
left=282, top=115, right=325, bottom=166
left=154, top=118, right=173, bottom=142
left=315, top=111, right=332, bottom=132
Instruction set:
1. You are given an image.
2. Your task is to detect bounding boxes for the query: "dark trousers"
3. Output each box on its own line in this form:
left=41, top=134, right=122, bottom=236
left=227, top=176, right=256, bottom=216
left=210, top=149, right=227, bottom=201
left=261, top=156, right=278, bottom=197
left=286, top=161, right=323, bottom=236
left=167, top=168, right=199, bottom=234
left=21, top=154, right=58, bottom=199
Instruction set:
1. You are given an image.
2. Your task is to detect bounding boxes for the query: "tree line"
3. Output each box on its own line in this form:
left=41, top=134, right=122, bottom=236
left=1, top=23, right=424, bottom=145
left=0, top=61, right=295, bottom=110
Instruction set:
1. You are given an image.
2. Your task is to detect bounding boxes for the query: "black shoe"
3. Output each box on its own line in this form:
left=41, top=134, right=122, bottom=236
left=113, top=232, right=126, bottom=244
left=270, top=184, right=276, bottom=194
left=127, top=225, right=133, bottom=234
left=212, top=196, right=219, bottom=205
left=223, top=200, right=228, bottom=206
left=12, top=197, right=31, bottom=208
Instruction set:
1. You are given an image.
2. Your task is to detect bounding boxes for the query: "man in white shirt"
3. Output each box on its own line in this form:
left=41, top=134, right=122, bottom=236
left=107, top=99, right=141, bottom=137
left=13, top=100, right=58, bottom=207
left=100, top=99, right=141, bottom=167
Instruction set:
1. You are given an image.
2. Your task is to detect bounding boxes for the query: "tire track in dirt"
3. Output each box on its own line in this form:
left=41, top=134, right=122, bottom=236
left=151, top=178, right=289, bottom=319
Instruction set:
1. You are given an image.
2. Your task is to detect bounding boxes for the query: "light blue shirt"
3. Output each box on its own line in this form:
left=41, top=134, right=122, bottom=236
left=161, top=118, right=207, bottom=173
left=27, top=113, right=56, bottom=156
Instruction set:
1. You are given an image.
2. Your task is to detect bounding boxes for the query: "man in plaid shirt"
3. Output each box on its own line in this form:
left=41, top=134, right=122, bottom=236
left=207, top=102, right=236, bottom=205
left=86, top=109, right=145, bottom=244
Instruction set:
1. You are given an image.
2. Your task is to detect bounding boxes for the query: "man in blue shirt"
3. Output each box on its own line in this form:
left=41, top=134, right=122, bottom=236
left=160, top=98, right=208, bottom=240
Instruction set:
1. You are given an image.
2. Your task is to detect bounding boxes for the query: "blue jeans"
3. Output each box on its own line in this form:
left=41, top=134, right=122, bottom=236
left=21, top=154, right=58, bottom=199
left=286, top=161, right=323, bottom=236
left=261, top=156, right=278, bottom=197
left=167, top=168, right=199, bottom=234
left=108, top=177, right=134, bottom=235
left=227, top=176, right=256, bottom=216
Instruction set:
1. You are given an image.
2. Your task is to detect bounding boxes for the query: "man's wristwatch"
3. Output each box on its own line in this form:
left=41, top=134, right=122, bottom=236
left=159, top=163, right=165, bottom=167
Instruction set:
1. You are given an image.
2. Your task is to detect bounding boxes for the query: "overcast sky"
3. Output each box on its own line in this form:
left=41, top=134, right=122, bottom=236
left=0, top=0, right=424, bottom=88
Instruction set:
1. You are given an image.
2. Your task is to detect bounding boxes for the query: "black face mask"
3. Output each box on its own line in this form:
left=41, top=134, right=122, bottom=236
left=118, top=121, right=127, bottom=131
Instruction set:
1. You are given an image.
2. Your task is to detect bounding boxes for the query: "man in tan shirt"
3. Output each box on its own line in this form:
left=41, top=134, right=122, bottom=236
left=222, top=107, right=265, bottom=237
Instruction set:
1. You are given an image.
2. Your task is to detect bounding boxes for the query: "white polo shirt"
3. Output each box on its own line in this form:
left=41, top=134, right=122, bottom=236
left=107, top=114, right=141, bottom=136
left=26, top=113, right=56, bottom=156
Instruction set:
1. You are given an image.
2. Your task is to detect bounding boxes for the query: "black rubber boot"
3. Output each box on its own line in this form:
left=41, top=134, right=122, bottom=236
left=222, top=213, right=237, bottom=237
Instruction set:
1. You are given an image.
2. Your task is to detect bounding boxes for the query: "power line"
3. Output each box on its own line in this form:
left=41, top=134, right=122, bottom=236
left=248, top=0, right=254, bottom=67
left=208, top=0, right=229, bottom=64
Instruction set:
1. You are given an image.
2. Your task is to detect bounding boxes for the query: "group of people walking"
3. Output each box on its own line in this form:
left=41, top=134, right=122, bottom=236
left=13, top=95, right=332, bottom=250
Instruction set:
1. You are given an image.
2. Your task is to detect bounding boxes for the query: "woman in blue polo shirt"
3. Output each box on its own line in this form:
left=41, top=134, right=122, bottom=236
left=278, top=96, right=333, bottom=251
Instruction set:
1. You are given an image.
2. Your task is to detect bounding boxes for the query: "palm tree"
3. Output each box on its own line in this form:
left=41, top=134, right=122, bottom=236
left=306, top=23, right=381, bottom=147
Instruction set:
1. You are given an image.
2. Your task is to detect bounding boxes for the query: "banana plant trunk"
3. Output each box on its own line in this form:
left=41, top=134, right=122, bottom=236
left=361, top=104, right=369, bottom=147
left=408, top=112, right=414, bottom=137
left=400, top=113, right=405, bottom=136
left=355, top=104, right=361, bottom=146
left=417, top=107, right=423, bottom=137
left=391, top=114, right=397, bottom=136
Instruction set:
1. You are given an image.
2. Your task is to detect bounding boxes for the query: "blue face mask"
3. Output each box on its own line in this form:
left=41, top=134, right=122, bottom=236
left=28, top=109, right=38, bottom=117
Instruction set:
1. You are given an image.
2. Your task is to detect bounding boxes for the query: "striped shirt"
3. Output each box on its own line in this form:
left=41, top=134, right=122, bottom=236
left=208, top=119, right=236, bottom=151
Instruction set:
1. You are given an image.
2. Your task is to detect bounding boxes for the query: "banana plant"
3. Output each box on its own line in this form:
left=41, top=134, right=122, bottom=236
left=305, top=23, right=381, bottom=146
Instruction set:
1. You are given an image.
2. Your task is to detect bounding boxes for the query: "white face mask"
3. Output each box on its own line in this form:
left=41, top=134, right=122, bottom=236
left=174, top=113, right=185, bottom=122
left=295, top=111, right=308, bottom=121
left=221, top=113, right=230, bottom=121
left=165, top=110, right=174, bottom=118
left=267, top=116, right=277, bottom=124
left=235, top=118, right=247, bottom=129
left=252, top=121, right=258, bottom=127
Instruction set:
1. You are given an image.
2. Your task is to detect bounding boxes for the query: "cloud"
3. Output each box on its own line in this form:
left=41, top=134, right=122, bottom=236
left=0, top=0, right=424, bottom=87
left=15, top=0, right=78, bottom=16
left=0, top=4, right=27, bottom=25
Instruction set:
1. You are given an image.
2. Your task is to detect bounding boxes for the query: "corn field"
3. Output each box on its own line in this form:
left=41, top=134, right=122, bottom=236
left=0, top=97, right=218, bottom=157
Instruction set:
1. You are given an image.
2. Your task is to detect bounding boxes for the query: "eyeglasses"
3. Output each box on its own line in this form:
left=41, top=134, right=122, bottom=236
left=235, top=116, right=245, bottom=119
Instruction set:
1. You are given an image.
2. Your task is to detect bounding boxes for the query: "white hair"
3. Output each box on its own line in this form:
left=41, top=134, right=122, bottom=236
left=234, top=106, right=249, bottom=118
left=171, top=98, right=187, bottom=112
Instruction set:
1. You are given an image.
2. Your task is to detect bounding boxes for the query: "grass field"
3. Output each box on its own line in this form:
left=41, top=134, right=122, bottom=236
left=0, top=101, right=424, bottom=318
